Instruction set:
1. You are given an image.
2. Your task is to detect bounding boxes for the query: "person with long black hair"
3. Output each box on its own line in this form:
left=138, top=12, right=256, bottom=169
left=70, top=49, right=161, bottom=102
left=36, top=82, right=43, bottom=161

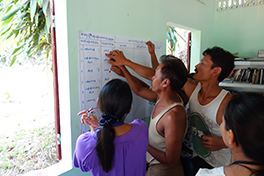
left=196, top=92, right=264, bottom=176
left=73, top=79, right=149, bottom=176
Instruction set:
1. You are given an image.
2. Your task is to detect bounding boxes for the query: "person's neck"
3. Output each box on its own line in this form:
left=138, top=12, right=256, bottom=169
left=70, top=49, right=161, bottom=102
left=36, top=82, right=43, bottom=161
left=199, top=80, right=221, bottom=98
left=225, top=150, right=264, bottom=176
left=156, top=90, right=180, bottom=105
left=233, top=153, right=254, bottom=163
left=113, top=123, right=131, bottom=136
left=112, top=116, right=131, bottom=136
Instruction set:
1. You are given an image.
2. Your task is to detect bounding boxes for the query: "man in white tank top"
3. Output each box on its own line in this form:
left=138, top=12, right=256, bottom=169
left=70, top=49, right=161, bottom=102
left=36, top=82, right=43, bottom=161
left=107, top=51, right=188, bottom=176
left=182, top=47, right=235, bottom=175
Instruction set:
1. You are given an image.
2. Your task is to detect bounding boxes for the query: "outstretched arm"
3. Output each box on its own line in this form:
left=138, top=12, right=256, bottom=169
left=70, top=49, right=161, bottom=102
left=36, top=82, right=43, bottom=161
left=106, top=50, right=155, bottom=80
left=111, top=65, right=150, bottom=89
left=117, top=65, right=157, bottom=102
left=146, top=41, right=159, bottom=70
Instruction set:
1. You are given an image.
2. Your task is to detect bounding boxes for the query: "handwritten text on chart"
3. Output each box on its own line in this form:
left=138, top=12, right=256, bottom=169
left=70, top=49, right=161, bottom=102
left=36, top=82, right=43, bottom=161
left=80, top=39, right=100, bottom=45
left=85, top=86, right=100, bottom=91
left=80, top=32, right=114, bottom=41
left=84, top=47, right=96, bottom=51
left=84, top=57, right=99, bottom=61
left=86, top=80, right=96, bottom=83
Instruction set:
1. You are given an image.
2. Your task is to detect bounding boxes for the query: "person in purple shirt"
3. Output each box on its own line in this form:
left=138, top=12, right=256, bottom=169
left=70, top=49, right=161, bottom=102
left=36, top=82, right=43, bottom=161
left=73, top=79, right=149, bottom=176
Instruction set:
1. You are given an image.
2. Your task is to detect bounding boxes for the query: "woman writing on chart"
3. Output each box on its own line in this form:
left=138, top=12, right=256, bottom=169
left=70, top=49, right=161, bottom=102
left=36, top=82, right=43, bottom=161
left=196, top=92, right=264, bottom=176
left=73, top=79, right=149, bottom=176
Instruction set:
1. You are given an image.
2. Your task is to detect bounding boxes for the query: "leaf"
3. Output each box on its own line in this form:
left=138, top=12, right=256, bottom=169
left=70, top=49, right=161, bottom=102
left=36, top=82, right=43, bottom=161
left=9, top=56, right=17, bottom=67
left=44, top=7, right=50, bottom=40
left=14, top=29, right=20, bottom=38
left=0, top=15, right=14, bottom=33
left=42, top=0, right=49, bottom=16
left=17, top=11, right=27, bottom=20
left=2, top=5, right=21, bottom=21
left=35, top=12, right=39, bottom=25
left=22, top=1, right=30, bottom=11
left=38, top=28, right=45, bottom=43
left=15, top=25, right=27, bottom=31
left=30, top=0, right=37, bottom=22
left=3, top=32, right=14, bottom=40
left=11, top=43, right=26, bottom=55
left=38, top=0, right=43, bottom=7
left=4, top=3, right=13, bottom=14
left=0, top=25, right=12, bottom=36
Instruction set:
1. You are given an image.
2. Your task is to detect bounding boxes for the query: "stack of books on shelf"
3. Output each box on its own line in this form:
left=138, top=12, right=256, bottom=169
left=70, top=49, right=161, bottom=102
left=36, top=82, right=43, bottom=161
left=222, top=68, right=264, bottom=84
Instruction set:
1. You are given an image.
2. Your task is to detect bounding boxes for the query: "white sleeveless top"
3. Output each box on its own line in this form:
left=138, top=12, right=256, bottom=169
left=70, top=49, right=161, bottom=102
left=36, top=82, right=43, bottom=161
left=189, top=82, right=233, bottom=167
left=196, top=166, right=225, bottom=176
left=146, top=97, right=186, bottom=164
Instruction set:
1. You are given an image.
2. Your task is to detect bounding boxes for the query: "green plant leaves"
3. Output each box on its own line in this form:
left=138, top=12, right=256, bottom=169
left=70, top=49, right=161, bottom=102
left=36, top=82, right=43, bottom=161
left=2, top=6, right=21, bottom=21
left=166, top=25, right=178, bottom=53
left=0, top=0, right=51, bottom=66
left=30, top=0, right=37, bottom=22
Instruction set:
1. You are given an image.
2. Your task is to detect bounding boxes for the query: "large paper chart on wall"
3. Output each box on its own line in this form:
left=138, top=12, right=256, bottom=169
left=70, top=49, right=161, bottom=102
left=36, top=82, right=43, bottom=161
left=78, top=31, right=163, bottom=133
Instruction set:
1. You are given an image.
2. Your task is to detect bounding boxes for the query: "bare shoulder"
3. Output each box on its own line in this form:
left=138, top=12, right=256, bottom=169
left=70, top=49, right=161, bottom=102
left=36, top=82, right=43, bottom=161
left=182, top=78, right=199, bottom=98
left=222, top=91, right=232, bottom=105
left=216, top=91, right=233, bottom=125
left=162, top=105, right=187, bottom=138
left=163, top=105, right=186, bottom=125
left=219, top=91, right=232, bottom=113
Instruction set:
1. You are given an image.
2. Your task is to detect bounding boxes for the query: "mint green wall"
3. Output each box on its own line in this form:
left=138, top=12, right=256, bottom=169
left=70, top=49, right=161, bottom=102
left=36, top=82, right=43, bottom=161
left=56, top=0, right=217, bottom=175
left=214, top=4, right=264, bottom=58
left=67, top=0, right=216, bottom=72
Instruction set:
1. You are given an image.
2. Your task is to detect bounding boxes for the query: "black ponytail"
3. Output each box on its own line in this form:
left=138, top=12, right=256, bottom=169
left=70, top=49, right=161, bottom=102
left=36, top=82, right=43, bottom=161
left=96, top=127, right=115, bottom=173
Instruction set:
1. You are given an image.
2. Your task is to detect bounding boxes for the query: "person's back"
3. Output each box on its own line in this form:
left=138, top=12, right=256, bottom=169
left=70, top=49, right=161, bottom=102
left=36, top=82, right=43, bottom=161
left=73, top=79, right=149, bottom=176
left=74, top=119, right=148, bottom=176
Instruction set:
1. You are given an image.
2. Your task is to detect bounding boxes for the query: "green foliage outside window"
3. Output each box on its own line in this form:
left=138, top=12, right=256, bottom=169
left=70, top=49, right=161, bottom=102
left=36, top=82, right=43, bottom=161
left=0, top=0, right=51, bottom=67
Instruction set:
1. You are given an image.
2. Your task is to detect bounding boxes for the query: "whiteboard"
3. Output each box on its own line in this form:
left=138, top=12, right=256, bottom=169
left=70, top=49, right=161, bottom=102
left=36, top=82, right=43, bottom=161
left=78, top=31, right=163, bottom=133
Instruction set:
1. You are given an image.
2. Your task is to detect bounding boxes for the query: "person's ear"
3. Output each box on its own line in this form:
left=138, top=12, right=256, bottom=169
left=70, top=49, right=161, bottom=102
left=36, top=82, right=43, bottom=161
left=213, top=67, right=222, bottom=76
left=162, top=78, right=170, bottom=88
left=228, top=129, right=236, bottom=147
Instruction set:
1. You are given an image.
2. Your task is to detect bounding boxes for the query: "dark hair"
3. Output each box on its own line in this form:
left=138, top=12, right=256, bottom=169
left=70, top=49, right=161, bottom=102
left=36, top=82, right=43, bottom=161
left=159, top=55, right=188, bottom=91
left=203, top=46, right=235, bottom=82
left=224, top=93, right=264, bottom=175
left=95, top=79, right=132, bottom=173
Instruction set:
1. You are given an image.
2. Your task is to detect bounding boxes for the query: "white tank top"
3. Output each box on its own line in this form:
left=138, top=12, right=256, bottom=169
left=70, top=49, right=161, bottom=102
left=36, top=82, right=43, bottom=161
left=189, top=82, right=233, bottom=167
left=146, top=97, right=186, bottom=164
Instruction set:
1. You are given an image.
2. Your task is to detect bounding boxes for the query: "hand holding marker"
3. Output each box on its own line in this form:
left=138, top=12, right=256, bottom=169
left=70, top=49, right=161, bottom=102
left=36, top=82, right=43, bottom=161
left=78, top=108, right=100, bottom=130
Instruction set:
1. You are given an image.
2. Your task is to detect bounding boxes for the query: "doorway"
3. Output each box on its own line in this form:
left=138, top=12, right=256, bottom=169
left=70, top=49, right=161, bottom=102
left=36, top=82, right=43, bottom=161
left=166, top=25, right=191, bottom=72
left=166, top=22, right=201, bottom=73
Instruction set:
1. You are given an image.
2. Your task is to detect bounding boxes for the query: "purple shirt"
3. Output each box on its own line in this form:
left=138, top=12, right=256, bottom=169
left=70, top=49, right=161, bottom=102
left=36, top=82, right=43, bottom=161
left=73, top=119, right=148, bottom=176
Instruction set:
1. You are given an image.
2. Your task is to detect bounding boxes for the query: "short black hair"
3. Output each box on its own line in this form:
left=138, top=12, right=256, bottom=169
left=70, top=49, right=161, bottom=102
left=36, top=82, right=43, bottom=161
left=159, top=55, right=188, bottom=91
left=203, top=46, right=235, bottom=82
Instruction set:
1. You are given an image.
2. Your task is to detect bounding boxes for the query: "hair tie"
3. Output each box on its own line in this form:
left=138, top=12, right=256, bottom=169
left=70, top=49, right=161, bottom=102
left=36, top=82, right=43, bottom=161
left=99, top=113, right=118, bottom=127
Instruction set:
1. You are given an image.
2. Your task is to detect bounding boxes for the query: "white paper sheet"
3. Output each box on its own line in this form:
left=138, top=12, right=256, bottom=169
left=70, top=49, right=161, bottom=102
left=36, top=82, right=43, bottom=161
left=78, top=31, right=163, bottom=133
